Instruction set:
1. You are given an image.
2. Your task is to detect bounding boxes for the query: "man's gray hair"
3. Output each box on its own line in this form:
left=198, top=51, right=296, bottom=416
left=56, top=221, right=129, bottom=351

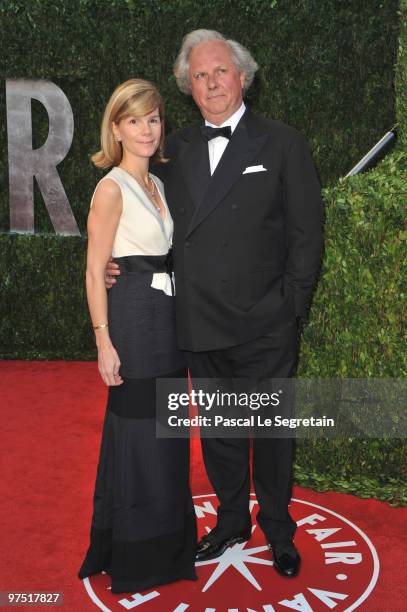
left=173, top=29, right=258, bottom=95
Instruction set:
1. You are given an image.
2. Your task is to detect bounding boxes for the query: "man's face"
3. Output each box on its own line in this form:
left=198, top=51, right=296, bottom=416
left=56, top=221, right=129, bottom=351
left=189, top=40, right=245, bottom=125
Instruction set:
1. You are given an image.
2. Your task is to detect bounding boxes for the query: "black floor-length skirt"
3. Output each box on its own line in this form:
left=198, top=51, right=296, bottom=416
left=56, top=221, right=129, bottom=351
left=78, top=256, right=197, bottom=593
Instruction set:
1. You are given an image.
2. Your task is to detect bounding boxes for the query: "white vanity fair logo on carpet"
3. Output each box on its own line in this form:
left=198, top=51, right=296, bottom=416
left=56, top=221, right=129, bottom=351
left=83, top=493, right=379, bottom=611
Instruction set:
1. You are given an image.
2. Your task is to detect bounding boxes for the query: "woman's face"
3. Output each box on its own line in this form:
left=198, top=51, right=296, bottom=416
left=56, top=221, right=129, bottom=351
left=112, top=108, right=161, bottom=160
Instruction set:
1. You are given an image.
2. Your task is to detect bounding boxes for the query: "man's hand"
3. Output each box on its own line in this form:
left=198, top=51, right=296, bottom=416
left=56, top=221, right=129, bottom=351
left=105, top=259, right=121, bottom=289
left=296, top=315, right=306, bottom=338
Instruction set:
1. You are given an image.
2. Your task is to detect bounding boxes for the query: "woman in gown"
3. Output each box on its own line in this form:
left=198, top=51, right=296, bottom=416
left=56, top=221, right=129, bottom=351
left=78, top=79, right=197, bottom=593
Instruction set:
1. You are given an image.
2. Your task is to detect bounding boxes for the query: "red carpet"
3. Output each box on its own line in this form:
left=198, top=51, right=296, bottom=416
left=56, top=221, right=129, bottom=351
left=0, top=361, right=405, bottom=611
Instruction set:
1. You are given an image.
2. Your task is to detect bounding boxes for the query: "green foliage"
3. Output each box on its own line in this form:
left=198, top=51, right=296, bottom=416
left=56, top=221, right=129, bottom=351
left=295, top=440, right=407, bottom=507
left=397, top=0, right=407, bottom=143
left=299, top=149, right=407, bottom=379
left=295, top=165, right=406, bottom=503
left=0, top=0, right=399, bottom=232
left=0, top=234, right=94, bottom=359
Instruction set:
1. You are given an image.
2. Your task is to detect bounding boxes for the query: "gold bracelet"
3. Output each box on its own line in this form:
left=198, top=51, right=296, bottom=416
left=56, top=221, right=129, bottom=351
left=93, top=323, right=109, bottom=330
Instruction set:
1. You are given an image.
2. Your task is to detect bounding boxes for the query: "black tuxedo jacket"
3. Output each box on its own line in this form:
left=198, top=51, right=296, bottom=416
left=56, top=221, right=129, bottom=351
left=156, top=109, right=323, bottom=352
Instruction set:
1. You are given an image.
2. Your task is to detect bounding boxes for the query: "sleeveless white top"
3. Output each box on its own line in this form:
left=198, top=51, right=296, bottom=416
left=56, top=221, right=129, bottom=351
left=90, top=166, right=174, bottom=295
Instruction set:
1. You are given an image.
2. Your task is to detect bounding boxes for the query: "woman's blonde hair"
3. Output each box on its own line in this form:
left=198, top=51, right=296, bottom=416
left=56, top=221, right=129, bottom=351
left=91, top=79, right=166, bottom=168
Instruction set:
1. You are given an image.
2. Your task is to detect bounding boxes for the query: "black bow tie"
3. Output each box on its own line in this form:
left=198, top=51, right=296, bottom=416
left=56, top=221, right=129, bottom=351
left=201, top=125, right=232, bottom=142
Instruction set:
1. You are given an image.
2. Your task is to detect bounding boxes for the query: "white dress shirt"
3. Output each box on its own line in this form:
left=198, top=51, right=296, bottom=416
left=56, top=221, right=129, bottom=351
left=205, top=102, right=246, bottom=175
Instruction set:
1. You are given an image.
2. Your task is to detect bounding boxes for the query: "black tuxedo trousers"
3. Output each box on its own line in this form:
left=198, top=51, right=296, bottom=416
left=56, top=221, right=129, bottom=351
left=187, top=320, right=298, bottom=544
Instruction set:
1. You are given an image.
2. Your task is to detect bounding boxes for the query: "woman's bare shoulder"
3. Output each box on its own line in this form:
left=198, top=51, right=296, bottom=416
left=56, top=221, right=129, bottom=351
left=91, top=174, right=122, bottom=210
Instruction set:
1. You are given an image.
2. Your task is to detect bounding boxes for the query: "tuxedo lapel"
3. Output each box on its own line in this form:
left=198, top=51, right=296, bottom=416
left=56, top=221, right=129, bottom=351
left=178, top=125, right=211, bottom=209
left=186, top=111, right=268, bottom=237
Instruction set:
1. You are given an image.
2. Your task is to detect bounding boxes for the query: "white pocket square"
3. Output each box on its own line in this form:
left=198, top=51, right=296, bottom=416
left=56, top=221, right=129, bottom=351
left=242, top=164, right=268, bottom=174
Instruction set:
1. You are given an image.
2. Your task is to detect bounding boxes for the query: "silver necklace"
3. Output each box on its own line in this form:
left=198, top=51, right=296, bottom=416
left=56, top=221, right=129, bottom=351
left=119, top=166, right=161, bottom=212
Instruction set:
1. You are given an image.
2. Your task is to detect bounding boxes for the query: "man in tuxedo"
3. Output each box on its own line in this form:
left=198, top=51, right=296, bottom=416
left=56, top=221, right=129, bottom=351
left=107, top=29, right=323, bottom=577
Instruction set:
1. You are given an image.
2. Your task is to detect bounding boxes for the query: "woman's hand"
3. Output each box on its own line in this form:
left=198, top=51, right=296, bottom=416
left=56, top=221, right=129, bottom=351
left=97, top=342, right=123, bottom=386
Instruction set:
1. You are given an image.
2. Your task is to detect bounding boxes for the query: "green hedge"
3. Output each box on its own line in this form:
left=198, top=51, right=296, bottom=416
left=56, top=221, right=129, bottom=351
left=0, top=0, right=400, bottom=232
left=0, top=234, right=92, bottom=359
left=295, top=147, right=407, bottom=506
left=296, top=0, right=407, bottom=503
left=397, top=0, right=407, bottom=144
left=0, top=1, right=406, bottom=504
left=299, top=149, right=406, bottom=380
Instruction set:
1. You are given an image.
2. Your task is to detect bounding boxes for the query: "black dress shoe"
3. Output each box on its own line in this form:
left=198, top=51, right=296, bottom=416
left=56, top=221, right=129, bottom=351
left=269, top=542, right=301, bottom=577
left=196, top=528, right=252, bottom=561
